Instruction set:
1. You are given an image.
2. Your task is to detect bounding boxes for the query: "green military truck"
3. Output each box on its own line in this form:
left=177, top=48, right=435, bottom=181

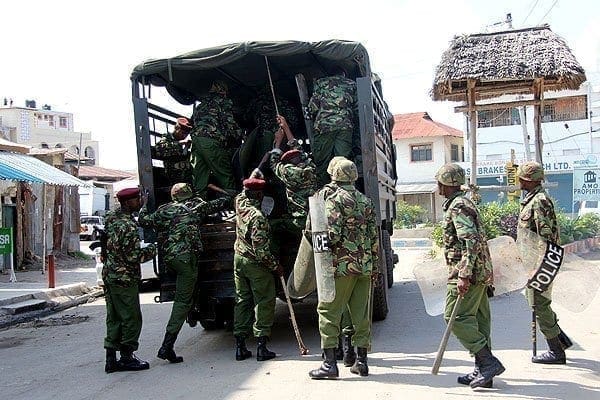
left=131, top=40, right=397, bottom=330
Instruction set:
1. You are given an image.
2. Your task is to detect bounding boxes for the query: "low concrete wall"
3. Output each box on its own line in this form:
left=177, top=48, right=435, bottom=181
left=563, top=237, right=600, bottom=254
left=393, top=227, right=434, bottom=239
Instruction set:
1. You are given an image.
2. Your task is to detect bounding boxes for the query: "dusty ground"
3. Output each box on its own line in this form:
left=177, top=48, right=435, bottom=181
left=0, top=248, right=598, bottom=400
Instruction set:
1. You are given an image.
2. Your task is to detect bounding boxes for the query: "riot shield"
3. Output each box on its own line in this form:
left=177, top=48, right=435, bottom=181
left=487, top=235, right=528, bottom=295
left=516, top=228, right=600, bottom=312
left=413, top=256, right=447, bottom=316
left=287, top=233, right=317, bottom=299
left=308, top=193, right=335, bottom=303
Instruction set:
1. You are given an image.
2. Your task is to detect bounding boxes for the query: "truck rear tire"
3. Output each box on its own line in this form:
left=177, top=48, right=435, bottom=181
left=199, top=318, right=225, bottom=331
left=382, top=230, right=395, bottom=289
left=371, top=266, right=389, bottom=321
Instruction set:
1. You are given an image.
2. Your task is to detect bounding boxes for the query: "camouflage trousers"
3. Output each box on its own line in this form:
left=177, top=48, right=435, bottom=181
left=312, top=127, right=353, bottom=186
left=341, top=307, right=355, bottom=336
left=233, top=254, right=276, bottom=338
left=445, top=282, right=491, bottom=355
left=318, top=275, right=371, bottom=349
left=104, top=282, right=142, bottom=351
left=526, top=288, right=560, bottom=339
left=190, top=135, right=235, bottom=193
left=165, top=253, right=198, bottom=335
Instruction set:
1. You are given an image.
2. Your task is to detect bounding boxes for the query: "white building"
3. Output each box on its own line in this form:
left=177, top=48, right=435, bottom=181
left=393, top=112, right=464, bottom=222
left=0, top=100, right=99, bottom=165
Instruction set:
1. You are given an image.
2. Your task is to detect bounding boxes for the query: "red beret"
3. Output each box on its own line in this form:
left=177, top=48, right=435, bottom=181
left=176, top=117, right=192, bottom=132
left=243, top=178, right=266, bottom=190
left=281, top=149, right=302, bottom=163
left=116, top=187, right=140, bottom=201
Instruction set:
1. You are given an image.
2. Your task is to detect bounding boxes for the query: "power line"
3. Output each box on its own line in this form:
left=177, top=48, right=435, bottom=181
left=522, top=0, right=540, bottom=25
left=537, top=0, right=559, bottom=24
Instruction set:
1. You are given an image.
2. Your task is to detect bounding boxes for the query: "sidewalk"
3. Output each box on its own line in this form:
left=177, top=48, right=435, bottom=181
left=0, top=253, right=102, bottom=328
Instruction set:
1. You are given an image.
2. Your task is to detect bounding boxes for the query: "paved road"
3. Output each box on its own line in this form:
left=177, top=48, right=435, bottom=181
left=0, top=248, right=598, bottom=400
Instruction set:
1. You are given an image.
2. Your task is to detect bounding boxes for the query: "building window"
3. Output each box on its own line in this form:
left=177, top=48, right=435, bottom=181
left=477, top=107, right=521, bottom=128
left=59, top=116, right=68, bottom=128
left=461, top=146, right=465, bottom=162
left=70, top=145, right=79, bottom=155
left=543, top=96, right=587, bottom=122
left=451, top=144, right=461, bottom=162
left=411, top=144, right=432, bottom=162
left=84, top=146, right=95, bottom=160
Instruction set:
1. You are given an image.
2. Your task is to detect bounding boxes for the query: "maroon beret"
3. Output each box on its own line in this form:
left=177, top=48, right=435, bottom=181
left=243, top=178, right=266, bottom=190
left=281, top=149, right=302, bottom=163
left=116, top=187, right=140, bottom=201
left=176, top=117, right=192, bottom=132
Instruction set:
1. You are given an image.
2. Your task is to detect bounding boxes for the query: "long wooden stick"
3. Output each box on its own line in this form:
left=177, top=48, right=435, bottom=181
left=432, top=295, right=463, bottom=375
left=264, top=56, right=280, bottom=116
left=279, top=275, right=309, bottom=355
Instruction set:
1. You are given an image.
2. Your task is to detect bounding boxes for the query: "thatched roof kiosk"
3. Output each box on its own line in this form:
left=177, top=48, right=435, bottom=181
left=431, top=25, right=586, bottom=184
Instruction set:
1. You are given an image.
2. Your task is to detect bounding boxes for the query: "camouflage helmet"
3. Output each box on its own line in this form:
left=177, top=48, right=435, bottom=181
left=332, top=159, right=358, bottom=182
left=518, top=161, right=544, bottom=182
left=435, top=163, right=465, bottom=186
left=327, top=156, right=348, bottom=175
left=171, top=183, right=193, bottom=201
left=209, top=80, right=228, bottom=94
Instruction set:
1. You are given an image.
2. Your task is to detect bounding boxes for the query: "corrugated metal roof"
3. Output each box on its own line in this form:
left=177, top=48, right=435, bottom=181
left=0, top=152, right=89, bottom=186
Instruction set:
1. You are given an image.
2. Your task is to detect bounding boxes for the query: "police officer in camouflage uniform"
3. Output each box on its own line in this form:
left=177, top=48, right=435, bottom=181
left=436, top=163, right=505, bottom=389
left=233, top=178, right=283, bottom=362
left=241, top=88, right=299, bottom=175
left=269, top=115, right=318, bottom=234
left=103, top=187, right=157, bottom=373
left=517, top=161, right=572, bottom=364
left=138, top=183, right=231, bottom=364
left=308, top=68, right=358, bottom=186
left=308, top=159, right=378, bottom=380
left=154, top=117, right=193, bottom=185
left=190, top=81, right=243, bottom=193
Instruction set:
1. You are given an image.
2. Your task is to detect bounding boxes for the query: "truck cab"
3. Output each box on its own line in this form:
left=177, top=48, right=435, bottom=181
left=131, top=40, right=397, bottom=329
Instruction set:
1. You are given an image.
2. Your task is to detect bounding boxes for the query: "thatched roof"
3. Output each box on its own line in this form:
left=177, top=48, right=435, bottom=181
left=431, top=25, right=586, bottom=102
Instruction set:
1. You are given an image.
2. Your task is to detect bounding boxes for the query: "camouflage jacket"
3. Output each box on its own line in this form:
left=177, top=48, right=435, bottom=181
left=324, top=183, right=378, bottom=276
left=190, top=93, right=242, bottom=146
left=234, top=193, right=278, bottom=271
left=138, top=197, right=229, bottom=263
left=308, top=75, right=357, bottom=133
left=442, top=191, right=493, bottom=284
left=103, top=208, right=156, bottom=286
left=154, top=134, right=192, bottom=184
left=245, top=90, right=299, bottom=136
left=270, top=150, right=317, bottom=219
left=518, top=185, right=559, bottom=243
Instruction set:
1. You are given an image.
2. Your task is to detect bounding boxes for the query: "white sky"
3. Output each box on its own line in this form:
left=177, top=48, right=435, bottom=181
left=2, top=0, right=599, bottom=170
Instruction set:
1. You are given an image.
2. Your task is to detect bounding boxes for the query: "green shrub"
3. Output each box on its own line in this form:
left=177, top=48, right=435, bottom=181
left=430, top=223, right=443, bottom=248
left=394, top=200, right=427, bottom=229
left=429, top=198, right=600, bottom=246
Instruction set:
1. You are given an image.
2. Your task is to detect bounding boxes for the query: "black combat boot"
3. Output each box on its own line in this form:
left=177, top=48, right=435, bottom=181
left=235, top=336, right=252, bottom=361
left=119, top=347, right=150, bottom=371
left=256, top=336, right=276, bottom=361
left=309, top=348, right=339, bottom=380
left=350, top=347, right=369, bottom=376
left=558, top=328, right=573, bottom=350
left=470, top=346, right=504, bottom=388
left=343, top=335, right=356, bottom=367
left=532, top=335, right=566, bottom=364
left=457, top=359, right=492, bottom=388
left=157, top=331, right=183, bottom=363
left=105, top=348, right=120, bottom=373
left=335, top=337, right=344, bottom=361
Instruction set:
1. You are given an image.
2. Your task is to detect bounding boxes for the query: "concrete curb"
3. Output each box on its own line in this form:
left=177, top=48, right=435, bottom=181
left=0, top=285, right=104, bottom=330
left=0, top=282, right=92, bottom=308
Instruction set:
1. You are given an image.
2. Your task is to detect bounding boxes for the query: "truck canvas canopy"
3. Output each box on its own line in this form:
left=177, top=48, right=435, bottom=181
left=131, top=40, right=371, bottom=106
